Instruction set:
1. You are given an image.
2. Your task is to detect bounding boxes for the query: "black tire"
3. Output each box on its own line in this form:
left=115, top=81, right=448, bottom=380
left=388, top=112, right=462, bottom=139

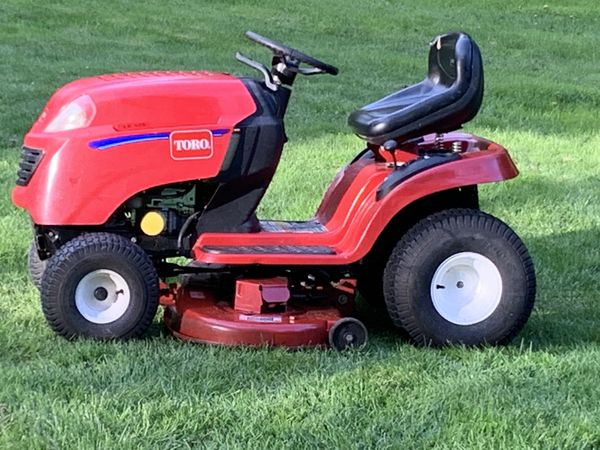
left=383, top=209, right=536, bottom=347
left=328, top=318, right=368, bottom=351
left=28, top=241, right=47, bottom=290
left=41, top=233, right=159, bottom=340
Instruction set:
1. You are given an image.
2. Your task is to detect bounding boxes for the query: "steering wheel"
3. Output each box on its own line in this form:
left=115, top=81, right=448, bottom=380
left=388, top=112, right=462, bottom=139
left=245, top=31, right=339, bottom=76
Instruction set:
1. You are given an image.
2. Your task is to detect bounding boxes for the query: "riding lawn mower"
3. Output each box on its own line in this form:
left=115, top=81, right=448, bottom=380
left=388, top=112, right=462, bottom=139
left=13, top=31, right=536, bottom=349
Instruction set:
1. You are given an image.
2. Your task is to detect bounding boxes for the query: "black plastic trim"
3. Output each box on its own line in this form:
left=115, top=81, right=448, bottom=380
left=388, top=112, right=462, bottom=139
left=350, top=148, right=374, bottom=164
left=376, top=153, right=461, bottom=200
left=16, top=147, right=44, bottom=186
left=203, top=245, right=335, bottom=255
left=194, top=78, right=288, bottom=235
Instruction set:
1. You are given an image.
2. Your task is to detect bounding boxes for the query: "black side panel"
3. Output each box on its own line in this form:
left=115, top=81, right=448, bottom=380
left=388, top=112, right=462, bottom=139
left=193, top=175, right=264, bottom=233
left=195, top=79, right=288, bottom=234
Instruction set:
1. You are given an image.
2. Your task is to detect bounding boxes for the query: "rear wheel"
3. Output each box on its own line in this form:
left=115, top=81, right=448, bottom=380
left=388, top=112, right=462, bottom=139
left=383, top=209, right=536, bottom=346
left=41, top=233, right=159, bottom=340
left=28, top=241, right=47, bottom=290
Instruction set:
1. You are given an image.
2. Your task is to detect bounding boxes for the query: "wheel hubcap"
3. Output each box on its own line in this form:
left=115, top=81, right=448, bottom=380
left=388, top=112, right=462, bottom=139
left=75, top=269, right=131, bottom=324
left=430, top=252, right=502, bottom=326
left=93, top=287, right=109, bottom=301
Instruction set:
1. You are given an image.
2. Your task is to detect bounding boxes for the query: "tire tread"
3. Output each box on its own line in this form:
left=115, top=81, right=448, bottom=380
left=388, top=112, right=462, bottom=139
left=41, top=233, right=159, bottom=340
left=383, top=208, right=536, bottom=346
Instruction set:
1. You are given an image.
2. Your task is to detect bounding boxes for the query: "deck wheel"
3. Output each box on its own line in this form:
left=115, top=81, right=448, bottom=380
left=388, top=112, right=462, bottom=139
left=328, top=317, right=368, bottom=351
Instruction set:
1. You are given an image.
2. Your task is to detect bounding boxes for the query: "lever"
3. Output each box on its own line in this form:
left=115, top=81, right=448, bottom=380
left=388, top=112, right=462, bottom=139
left=235, top=52, right=278, bottom=91
left=383, top=139, right=399, bottom=169
left=383, top=139, right=398, bottom=152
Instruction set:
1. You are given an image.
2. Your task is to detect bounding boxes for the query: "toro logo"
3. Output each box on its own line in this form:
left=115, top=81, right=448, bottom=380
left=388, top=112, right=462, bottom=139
left=170, top=129, right=213, bottom=160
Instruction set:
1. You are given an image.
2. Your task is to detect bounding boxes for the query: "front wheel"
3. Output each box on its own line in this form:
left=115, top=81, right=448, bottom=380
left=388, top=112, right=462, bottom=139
left=41, top=233, right=159, bottom=340
left=28, top=241, right=47, bottom=290
left=383, top=209, right=536, bottom=347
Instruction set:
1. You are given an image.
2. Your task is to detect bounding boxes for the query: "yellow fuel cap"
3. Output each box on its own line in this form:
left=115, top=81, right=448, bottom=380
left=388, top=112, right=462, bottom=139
left=140, top=211, right=166, bottom=236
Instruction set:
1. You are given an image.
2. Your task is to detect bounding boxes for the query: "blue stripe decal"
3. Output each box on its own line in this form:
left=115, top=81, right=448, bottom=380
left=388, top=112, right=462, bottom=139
left=212, top=129, right=230, bottom=137
left=89, top=129, right=230, bottom=150
left=89, top=132, right=169, bottom=150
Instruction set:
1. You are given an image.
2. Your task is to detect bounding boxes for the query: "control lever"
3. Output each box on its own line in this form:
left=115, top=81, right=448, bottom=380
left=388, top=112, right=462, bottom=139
left=383, top=139, right=399, bottom=169
left=235, top=52, right=278, bottom=91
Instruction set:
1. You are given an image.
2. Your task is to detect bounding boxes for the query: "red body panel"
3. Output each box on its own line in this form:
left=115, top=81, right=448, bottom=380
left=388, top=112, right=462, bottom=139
left=192, top=133, right=518, bottom=265
left=12, top=71, right=256, bottom=225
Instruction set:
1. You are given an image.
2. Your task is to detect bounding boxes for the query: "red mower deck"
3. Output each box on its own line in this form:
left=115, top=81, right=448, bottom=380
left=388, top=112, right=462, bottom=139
left=160, top=278, right=363, bottom=349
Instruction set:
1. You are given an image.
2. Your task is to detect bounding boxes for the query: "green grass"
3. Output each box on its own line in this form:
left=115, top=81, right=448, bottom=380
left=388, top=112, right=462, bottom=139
left=1, top=0, right=600, bottom=448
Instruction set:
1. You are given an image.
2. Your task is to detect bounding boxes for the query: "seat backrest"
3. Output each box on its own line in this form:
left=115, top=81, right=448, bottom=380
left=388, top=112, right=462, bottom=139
left=424, top=32, right=484, bottom=133
left=428, top=32, right=475, bottom=92
left=347, top=31, right=484, bottom=144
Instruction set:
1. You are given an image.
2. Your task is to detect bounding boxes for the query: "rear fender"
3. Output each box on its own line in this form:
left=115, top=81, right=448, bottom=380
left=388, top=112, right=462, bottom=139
left=337, top=141, right=519, bottom=262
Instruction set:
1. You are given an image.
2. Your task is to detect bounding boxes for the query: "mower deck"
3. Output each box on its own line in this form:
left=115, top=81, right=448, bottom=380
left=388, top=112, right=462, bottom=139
left=161, top=276, right=361, bottom=349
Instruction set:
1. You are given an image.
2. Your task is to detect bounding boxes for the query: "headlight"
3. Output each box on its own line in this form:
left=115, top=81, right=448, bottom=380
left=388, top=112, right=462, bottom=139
left=44, top=95, right=96, bottom=132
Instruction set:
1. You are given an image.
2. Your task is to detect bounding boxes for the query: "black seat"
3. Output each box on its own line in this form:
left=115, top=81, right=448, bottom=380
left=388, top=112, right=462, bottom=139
left=348, top=32, right=484, bottom=145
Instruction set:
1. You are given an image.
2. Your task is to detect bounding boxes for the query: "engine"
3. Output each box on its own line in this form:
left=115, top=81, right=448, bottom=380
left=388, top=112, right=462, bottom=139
left=126, top=182, right=204, bottom=256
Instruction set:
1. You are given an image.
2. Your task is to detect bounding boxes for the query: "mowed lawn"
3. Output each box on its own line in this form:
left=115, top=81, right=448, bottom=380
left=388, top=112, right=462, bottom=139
left=1, top=0, right=599, bottom=448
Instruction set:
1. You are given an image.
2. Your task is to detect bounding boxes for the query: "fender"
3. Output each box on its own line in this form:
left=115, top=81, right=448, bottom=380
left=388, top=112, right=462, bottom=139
left=337, top=141, right=518, bottom=262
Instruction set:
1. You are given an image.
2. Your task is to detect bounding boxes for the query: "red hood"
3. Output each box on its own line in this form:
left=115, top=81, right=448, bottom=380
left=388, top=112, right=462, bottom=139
left=31, top=71, right=253, bottom=134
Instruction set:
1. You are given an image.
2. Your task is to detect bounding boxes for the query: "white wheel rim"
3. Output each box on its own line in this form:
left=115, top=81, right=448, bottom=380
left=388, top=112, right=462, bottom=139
left=75, top=269, right=131, bottom=324
left=430, top=252, right=502, bottom=326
